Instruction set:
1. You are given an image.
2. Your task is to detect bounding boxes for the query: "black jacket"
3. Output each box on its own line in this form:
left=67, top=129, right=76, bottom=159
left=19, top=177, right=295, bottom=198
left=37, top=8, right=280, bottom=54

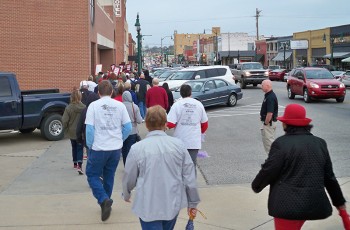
left=252, top=129, right=346, bottom=220
left=136, top=79, right=150, bottom=102
left=76, top=93, right=99, bottom=146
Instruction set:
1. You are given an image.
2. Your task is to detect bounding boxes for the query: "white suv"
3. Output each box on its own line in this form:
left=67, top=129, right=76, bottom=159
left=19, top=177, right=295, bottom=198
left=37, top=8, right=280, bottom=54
left=159, top=65, right=236, bottom=91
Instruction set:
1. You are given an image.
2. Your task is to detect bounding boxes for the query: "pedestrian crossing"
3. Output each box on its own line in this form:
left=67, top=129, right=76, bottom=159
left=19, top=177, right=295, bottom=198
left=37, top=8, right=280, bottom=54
left=206, top=103, right=285, bottom=118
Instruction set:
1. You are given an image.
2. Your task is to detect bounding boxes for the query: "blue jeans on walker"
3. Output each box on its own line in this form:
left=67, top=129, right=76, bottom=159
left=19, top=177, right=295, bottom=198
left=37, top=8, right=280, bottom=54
left=70, top=139, right=83, bottom=164
left=139, top=215, right=178, bottom=230
left=122, top=134, right=137, bottom=165
left=138, top=101, right=146, bottom=119
left=86, top=149, right=121, bottom=204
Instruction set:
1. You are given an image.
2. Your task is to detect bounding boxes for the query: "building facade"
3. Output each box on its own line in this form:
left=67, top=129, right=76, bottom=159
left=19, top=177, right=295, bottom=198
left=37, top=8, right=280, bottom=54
left=219, top=33, right=265, bottom=65
left=272, top=36, right=293, bottom=69
left=174, top=27, right=219, bottom=64
left=0, top=0, right=128, bottom=92
left=292, top=24, right=350, bottom=69
left=255, top=40, right=267, bottom=66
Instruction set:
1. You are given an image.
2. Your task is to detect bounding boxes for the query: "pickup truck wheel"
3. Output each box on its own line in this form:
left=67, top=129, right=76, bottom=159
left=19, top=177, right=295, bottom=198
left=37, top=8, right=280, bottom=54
left=336, top=97, right=344, bottom=103
left=227, top=94, right=237, bottom=107
left=287, top=86, right=295, bottom=99
left=40, top=114, right=64, bottom=141
left=240, top=79, right=246, bottom=89
left=303, top=89, right=311, bottom=103
left=19, top=128, right=36, bottom=134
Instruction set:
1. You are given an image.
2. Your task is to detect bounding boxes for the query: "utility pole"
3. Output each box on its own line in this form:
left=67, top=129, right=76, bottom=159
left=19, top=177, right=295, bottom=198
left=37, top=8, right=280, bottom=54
left=255, top=8, right=262, bottom=41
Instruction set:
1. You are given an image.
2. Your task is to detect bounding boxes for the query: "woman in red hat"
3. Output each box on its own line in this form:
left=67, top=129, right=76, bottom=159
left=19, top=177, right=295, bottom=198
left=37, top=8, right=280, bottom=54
left=252, top=104, right=349, bottom=230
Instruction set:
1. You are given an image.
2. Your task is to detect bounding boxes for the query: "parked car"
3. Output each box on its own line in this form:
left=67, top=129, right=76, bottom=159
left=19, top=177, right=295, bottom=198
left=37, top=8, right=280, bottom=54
left=0, top=72, right=70, bottom=140
left=286, top=67, right=346, bottom=103
left=267, top=65, right=281, bottom=73
left=172, top=78, right=243, bottom=107
left=151, top=68, right=170, bottom=78
left=269, top=69, right=288, bottom=81
left=340, top=70, right=350, bottom=87
left=284, top=69, right=296, bottom=82
left=160, top=65, right=235, bottom=91
left=158, top=69, right=178, bottom=82
left=331, top=71, right=346, bottom=80
left=234, top=62, right=269, bottom=89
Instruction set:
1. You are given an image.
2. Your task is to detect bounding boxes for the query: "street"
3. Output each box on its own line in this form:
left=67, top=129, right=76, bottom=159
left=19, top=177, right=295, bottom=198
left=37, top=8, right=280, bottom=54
left=199, top=81, right=350, bottom=185
left=0, top=82, right=349, bottom=229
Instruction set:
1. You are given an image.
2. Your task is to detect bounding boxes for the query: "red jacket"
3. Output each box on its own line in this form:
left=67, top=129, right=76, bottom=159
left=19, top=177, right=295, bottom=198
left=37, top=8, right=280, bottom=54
left=146, top=86, right=168, bottom=109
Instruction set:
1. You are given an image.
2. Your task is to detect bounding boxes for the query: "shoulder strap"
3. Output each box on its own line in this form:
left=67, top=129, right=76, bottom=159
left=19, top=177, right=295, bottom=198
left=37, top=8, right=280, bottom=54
left=131, top=103, right=136, bottom=121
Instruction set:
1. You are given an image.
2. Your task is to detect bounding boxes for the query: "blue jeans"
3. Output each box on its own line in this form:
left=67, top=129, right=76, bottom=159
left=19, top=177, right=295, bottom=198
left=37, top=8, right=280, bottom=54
left=138, top=101, right=146, bottom=119
left=86, top=149, right=121, bottom=204
left=139, top=216, right=178, bottom=230
left=122, top=134, right=137, bottom=165
left=70, top=139, right=83, bottom=163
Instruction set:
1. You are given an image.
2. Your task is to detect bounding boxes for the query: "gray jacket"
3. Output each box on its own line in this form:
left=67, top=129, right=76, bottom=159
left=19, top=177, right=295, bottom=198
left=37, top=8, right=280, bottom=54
left=122, top=91, right=142, bottom=135
left=122, top=130, right=200, bottom=222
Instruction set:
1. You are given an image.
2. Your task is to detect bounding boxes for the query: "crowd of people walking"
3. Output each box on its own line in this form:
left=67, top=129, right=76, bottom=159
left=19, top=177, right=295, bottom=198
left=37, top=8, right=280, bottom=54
left=60, top=68, right=349, bottom=230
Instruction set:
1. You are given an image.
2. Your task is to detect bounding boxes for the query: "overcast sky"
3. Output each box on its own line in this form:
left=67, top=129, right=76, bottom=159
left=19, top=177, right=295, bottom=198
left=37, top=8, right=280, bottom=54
left=126, top=0, right=350, bottom=47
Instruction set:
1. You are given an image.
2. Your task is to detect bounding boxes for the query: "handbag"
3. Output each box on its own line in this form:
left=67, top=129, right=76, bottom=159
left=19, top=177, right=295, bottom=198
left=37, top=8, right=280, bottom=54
left=131, top=103, right=141, bottom=142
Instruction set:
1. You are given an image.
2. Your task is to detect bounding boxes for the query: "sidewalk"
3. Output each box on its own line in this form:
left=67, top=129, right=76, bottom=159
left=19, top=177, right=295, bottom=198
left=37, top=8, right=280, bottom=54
left=0, top=137, right=349, bottom=229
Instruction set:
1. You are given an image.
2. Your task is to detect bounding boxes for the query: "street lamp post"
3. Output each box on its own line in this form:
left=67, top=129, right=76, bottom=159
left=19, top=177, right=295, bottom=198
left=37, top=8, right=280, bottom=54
left=323, top=33, right=335, bottom=66
left=135, top=13, right=141, bottom=75
left=280, top=41, right=289, bottom=69
left=161, top=35, right=172, bottom=67
left=323, top=33, right=345, bottom=67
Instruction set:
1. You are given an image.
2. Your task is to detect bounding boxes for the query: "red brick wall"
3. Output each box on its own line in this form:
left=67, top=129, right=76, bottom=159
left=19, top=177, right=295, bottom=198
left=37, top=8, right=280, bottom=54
left=128, top=33, right=136, bottom=68
left=0, top=1, right=89, bottom=93
left=256, top=40, right=268, bottom=66
left=90, top=5, right=116, bottom=73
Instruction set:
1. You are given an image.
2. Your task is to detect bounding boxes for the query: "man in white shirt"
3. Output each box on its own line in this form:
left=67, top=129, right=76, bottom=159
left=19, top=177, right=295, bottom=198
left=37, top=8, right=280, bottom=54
left=85, top=80, right=132, bottom=221
left=167, top=84, right=208, bottom=166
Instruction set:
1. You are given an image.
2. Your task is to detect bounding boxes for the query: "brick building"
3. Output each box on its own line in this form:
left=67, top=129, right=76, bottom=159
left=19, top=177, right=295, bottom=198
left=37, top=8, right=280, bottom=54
left=0, top=0, right=129, bottom=92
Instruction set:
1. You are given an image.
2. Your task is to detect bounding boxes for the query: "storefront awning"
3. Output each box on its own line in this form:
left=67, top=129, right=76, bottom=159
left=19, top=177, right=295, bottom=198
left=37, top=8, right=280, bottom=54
left=341, top=57, right=350, bottom=62
left=272, top=51, right=292, bottom=61
left=323, top=52, right=350, bottom=59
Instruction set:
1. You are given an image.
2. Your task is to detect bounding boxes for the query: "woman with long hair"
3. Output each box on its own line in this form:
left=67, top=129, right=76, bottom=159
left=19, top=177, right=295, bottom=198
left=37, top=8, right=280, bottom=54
left=162, top=82, right=174, bottom=113
left=62, top=87, right=86, bottom=174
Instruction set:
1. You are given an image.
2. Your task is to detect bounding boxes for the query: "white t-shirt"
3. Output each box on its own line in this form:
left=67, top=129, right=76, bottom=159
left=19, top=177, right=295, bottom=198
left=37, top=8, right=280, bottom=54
left=85, top=96, right=131, bottom=151
left=167, top=97, right=208, bottom=149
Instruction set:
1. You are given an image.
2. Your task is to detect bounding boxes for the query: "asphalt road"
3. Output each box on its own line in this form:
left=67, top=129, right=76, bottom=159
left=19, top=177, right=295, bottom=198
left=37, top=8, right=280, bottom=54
left=0, top=82, right=348, bottom=193
left=198, top=81, right=350, bottom=185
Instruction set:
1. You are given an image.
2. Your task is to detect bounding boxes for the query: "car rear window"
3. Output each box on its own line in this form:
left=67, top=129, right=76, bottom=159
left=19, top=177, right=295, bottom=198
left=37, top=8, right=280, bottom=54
left=217, top=68, right=227, bottom=76
left=242, top=63, right=263, bottom=70
left=170, top=71, right=195, bottom=80
left=205, top=69, right=219, bottom=78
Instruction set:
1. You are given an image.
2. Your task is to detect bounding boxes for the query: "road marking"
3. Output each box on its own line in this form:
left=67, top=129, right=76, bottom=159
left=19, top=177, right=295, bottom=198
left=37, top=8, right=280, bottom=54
left=207, top=103, right=285, bottom=118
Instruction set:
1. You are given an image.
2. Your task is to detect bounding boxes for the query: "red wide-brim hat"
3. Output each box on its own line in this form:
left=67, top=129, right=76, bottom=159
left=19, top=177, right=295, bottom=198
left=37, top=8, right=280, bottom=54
left=277, top=104, right=312, bottom=126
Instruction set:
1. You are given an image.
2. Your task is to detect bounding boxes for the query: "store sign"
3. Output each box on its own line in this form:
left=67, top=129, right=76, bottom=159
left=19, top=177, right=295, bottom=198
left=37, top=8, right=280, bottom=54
left=114, top=0, right=121, bottom=17
left=290, top=40, right=309, bottom=50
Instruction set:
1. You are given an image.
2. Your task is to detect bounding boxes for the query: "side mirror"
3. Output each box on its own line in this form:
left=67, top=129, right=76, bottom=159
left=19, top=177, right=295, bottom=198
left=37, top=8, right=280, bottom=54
left=195, top=75, right=200, bottom=79
left=237, top=66, right=241, bottom=70
left=204, top=88, right=210, bottom=92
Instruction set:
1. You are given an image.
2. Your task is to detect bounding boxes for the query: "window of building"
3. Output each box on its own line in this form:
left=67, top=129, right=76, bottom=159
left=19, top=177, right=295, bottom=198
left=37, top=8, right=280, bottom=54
left=90, top=0, right=95, bottom=25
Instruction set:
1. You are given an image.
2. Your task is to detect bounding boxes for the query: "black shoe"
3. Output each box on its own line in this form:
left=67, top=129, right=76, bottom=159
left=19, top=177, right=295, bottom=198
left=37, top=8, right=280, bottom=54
left=100, top=199, right=112, bottom=221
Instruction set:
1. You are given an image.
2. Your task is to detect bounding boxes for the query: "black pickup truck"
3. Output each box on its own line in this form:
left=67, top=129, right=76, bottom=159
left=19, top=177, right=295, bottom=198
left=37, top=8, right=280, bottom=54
left=0, top=72, right=70, bottom=141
